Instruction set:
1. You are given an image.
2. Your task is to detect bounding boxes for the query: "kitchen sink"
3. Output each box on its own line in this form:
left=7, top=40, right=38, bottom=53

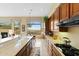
left=55, top=44, right=79, bottom=56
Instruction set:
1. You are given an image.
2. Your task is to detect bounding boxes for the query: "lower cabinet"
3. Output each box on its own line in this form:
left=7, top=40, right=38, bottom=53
left=51, top=44, right=64, bottom=56
left=59, top=27, right=68, bottom=32
left=47, top=40, right=64, bottom=56
left=16, top=39, right=32, bottom=56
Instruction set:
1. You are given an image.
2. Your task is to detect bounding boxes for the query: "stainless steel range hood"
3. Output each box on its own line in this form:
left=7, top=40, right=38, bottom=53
left=57, top=15, right=79, bottom=27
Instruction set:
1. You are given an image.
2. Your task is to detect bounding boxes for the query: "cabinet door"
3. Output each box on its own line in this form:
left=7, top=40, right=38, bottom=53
left=51, top=16, right=54, bottom=31
left=16, top=46, right=26, bottom=56
left=53, top=7, right=59, bottom=31
left=45, top=19, right=49, bottom=33
left=54, top=7, right=60, bottom=20
left=60, top=3, right=69, bottom=21
left=70, top=3, right=79, bottom=17
left=59, top=27, right=68, bottom=32
left=45, top=18, right=51, bottom=34
left=48, top=17, right=51, bottom=31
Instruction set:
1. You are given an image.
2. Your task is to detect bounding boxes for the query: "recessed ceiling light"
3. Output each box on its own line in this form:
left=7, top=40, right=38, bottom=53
left=24, top=8, right=27, bottom=11
left=41, top=8, right=44, bottom=11
left=30, top=9, right=32, bottom=11
left=29, top=12, right=31, bottom=15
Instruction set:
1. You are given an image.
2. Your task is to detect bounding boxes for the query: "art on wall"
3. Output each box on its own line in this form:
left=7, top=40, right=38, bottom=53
left=22, top=25, right=25, bottom=32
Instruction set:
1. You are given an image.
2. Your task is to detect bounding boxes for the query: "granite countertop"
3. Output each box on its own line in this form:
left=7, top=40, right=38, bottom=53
left=48, top=36, right=64, bottom=44
left=0, top=36, right=33, bottom=56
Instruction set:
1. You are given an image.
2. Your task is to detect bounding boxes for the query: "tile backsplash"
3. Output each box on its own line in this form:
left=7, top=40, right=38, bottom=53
left=54, top=27, right=79, bottom=49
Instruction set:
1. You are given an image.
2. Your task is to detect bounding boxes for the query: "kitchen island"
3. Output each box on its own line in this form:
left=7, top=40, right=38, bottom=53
left=0, top=35, right=33, bottom=56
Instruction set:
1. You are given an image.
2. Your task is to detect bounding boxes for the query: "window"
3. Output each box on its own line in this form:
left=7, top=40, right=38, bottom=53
left=0, top=18, right=11, bottom=29
left=27, top=22, right=41, bottom=30
left=27, top=22, right=41, bottom=35
left=14, top=19, right=20, bottom=34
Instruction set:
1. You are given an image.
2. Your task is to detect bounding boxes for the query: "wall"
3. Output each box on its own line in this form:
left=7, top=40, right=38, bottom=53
left=0, top=17, right=44, bottom=35
left=0, top=17, right=21, bottom=35
left=68, top=26, right=79, bottom=49
left=20, top=18, right=27, bottom=35
left=53, top=31, right=69, bottom=44
left=0, top=29, right=10, bottom=32
left=55, top=26, right=79, bottom=49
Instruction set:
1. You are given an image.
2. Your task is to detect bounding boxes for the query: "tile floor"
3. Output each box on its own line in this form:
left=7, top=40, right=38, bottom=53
left=30, top=39, right=50, bottom=56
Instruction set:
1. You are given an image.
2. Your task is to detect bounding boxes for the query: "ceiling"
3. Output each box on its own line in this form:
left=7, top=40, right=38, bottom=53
left=0, top=3, right=60, bottom=17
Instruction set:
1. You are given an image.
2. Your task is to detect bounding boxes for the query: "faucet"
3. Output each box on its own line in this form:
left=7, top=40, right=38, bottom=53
left=63, top=37, right=71, bottom=45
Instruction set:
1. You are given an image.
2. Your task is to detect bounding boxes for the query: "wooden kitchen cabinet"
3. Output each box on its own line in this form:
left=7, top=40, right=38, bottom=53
left=45, top=19, right=49, bottom=34
left=53, top=7, right=60, bottom=20
left=47, top=39, right=64, bottom=56
left=16, top=46, right=26, bottom=56
left=22, top=42, right=30, bottom=56
left=59, top=3, right=69, bottom=32
left=59, top=3, right=70, bottom=21
left=50, top=3, right=69, bottom=32
left=47, top=3, right=79, bottom=32
left=70, top=3, right=79, bottom=17
left=16, top=39, right=32, bottom=56
left=53, top=7, right=60, bottom=31
left=48, top=17, right=51, bottom=31
left=53, top=6, right=68, bottom=32
left=49, top=4, right=69, bottom=32
left=50, top=15, right=54, bottom=31
left=45, top=17, right=51, bottom=34
left=59, top=3, right=79, bottom=20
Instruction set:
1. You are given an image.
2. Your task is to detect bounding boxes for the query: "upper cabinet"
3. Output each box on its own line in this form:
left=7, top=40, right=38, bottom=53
left=45, top=18, right=49, bottom=33
left=59, top=3, right=70, bottom=21
left=53, top=7, right=60, bottom=31
left=48, top=17, right=51, bottom=31
left=46, top=3, right=79, bottom=32
left=53, top=7, right=60, bottom=21
left=45, top=17, right=51, bottom=34
left=70, top=3, right=79, bottom=17
left=50, top=15, right=54, bottom=31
